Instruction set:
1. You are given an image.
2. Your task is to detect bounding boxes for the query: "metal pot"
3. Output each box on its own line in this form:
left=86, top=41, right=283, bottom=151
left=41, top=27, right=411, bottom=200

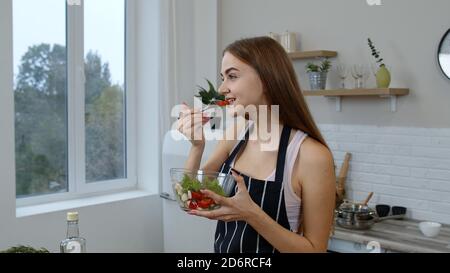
left=335, top=202, right=377, bottom=222
left=335, top=201, right=406, bottom=230
left=335, top=200, right=378, bottom=230
left=336, top=216, right=375, bottom=230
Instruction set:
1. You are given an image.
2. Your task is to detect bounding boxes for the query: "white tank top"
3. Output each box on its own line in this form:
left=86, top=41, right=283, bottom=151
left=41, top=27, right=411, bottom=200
left=229, top=123, right=307, bottom=233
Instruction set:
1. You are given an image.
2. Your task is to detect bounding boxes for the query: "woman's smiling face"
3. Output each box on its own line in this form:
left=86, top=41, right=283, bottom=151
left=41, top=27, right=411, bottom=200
left=219, top=52, right=268, bottom=116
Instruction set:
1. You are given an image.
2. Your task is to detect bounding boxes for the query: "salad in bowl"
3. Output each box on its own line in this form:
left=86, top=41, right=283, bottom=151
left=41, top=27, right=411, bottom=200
left=170, top=168, right=235, bottom=211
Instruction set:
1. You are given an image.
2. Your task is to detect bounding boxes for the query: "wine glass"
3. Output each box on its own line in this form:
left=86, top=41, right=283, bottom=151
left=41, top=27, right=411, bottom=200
left=351, top=65, right=365, bottom=88
left=336, top=64, right=348, bottom=89
left=351, top=65, right=360, bottom=89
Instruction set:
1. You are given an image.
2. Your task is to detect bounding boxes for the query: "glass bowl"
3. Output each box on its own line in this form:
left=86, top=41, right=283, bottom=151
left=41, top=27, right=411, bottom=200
left=170, top=168, right=235, bottom=211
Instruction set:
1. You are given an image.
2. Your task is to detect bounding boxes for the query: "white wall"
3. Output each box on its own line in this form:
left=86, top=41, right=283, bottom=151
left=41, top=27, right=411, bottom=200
left=220, top=0, right=450, bottom=128
left=0, top=0, right=16, bottom=242
left=0, top=0, right=163, bottom=252
left=136, top=0, right=161, bottom=194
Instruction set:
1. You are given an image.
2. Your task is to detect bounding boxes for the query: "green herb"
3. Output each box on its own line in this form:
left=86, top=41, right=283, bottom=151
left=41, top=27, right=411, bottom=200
left=203, top=176, right=225, bottom=196
left=1, top=245, right=50, bottom=253
left=306, top=58, right=332, bottom=73
left=194, top=79, right=225, bottom=105
left=181, top=174, right=202, bottom=192
left=180, top=174, right=225, bottom=196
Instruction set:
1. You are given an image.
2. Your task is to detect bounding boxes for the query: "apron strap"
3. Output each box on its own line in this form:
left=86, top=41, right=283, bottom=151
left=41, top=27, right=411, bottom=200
left=222, top=124, right=291, bottom=183
left=274, top=126, right=292, bottom=182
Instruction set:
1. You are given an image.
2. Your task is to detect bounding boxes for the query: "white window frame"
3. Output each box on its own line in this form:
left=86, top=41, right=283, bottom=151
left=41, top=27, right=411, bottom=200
left=16, top=0, right=137, bottom=207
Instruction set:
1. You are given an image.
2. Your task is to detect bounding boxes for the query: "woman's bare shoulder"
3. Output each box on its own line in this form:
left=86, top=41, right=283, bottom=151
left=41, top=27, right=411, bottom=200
left=297, top=137, right=334, bottom=180
left=302, top=137, right=333, bottom=162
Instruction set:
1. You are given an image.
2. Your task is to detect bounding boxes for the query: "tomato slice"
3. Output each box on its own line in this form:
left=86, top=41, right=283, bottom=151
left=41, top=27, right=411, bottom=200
left=198, top=198, right=214, bottom=209
left=191, top=191, right=203, bottom=200
left=215, top=100, right=229, bottom=107
left=188, top=200, right=198, bottom=210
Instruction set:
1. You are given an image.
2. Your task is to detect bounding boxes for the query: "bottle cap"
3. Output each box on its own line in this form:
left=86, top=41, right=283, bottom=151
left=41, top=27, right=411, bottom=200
left=67, top=212, right=79, bottom=221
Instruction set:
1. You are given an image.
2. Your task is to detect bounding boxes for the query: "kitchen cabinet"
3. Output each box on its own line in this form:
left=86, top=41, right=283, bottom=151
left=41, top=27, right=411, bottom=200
left=329, top=238, right=384, bottom=253
left=328, top=238, right=401, bottom=253
left=330, top=219, right=450, bottom=253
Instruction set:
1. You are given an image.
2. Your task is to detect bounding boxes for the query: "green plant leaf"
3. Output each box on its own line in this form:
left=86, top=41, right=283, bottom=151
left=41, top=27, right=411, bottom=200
left=306, top=58, right=331, bottom=73
left=195, top=79, right=223, bottom=105
left=1, top=245, right=50, bottom=253
left=367, top=38, right=385, bottom=67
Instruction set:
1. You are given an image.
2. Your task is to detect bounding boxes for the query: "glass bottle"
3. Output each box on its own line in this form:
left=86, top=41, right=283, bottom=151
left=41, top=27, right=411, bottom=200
left=60, top=212, right=86, bottom=253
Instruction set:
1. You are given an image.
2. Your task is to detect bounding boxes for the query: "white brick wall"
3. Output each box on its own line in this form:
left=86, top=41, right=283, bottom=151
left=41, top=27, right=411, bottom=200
left=320, top=124, right=450, bottom=224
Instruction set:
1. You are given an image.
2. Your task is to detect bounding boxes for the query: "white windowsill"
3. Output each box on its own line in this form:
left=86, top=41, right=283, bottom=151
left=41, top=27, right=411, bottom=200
left=16, top=190, right=157, bottom=218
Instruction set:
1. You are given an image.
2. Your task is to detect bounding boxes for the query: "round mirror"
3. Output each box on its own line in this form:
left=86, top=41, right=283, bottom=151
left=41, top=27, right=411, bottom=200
left=438, top=29, right=450, bottom=80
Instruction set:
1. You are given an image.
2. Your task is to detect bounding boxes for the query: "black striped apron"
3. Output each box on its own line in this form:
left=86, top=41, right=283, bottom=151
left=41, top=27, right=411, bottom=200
left=214, top=125, right=292, bottom=253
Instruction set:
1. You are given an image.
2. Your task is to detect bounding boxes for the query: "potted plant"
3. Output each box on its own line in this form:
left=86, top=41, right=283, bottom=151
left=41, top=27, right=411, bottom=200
left=306, top=58, right=331, bottom=90
left=1, top=245, right=50, bottom=253
left=368, top=38, right=391, bottom=88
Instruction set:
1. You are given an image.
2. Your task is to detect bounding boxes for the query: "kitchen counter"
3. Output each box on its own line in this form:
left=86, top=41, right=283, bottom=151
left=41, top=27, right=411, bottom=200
left=330, top=218, right=450, bottom=253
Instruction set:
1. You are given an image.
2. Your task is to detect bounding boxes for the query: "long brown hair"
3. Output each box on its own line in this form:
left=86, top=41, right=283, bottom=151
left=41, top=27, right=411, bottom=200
left=224, top=36, right=328, bottom=149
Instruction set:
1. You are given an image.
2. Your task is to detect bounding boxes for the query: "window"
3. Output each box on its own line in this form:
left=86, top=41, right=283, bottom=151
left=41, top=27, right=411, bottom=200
left=13, top=0, right=135, bottom=204
left=84, top=0, right=126, bottom=183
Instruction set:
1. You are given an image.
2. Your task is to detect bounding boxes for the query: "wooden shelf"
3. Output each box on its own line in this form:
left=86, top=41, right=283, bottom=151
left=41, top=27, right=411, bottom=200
left=303, top=88, right=409, bottom=97
left=288, top=50, right=337, bottom=60
left=302, top=88, right=410, bottom=112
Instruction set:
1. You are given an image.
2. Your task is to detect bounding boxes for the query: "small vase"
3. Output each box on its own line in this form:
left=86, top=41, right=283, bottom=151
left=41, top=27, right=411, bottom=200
left=376, top=65, right=391, bottom=88
left=308, top=72, right=327, bottom=90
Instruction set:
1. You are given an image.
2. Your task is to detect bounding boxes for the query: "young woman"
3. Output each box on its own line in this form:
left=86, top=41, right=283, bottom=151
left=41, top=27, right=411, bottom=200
left=177, top=36, right=335, bottom=253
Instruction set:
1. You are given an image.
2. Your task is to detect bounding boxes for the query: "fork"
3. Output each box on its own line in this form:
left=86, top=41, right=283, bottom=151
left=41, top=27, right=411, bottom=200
left=178, top=103, right=217, bottom=120
left=201, top=104, right=217, bottom=113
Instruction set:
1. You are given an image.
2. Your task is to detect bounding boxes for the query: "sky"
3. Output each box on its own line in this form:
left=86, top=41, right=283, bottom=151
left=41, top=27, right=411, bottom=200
left=13, top=0, right=125, bottom=86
